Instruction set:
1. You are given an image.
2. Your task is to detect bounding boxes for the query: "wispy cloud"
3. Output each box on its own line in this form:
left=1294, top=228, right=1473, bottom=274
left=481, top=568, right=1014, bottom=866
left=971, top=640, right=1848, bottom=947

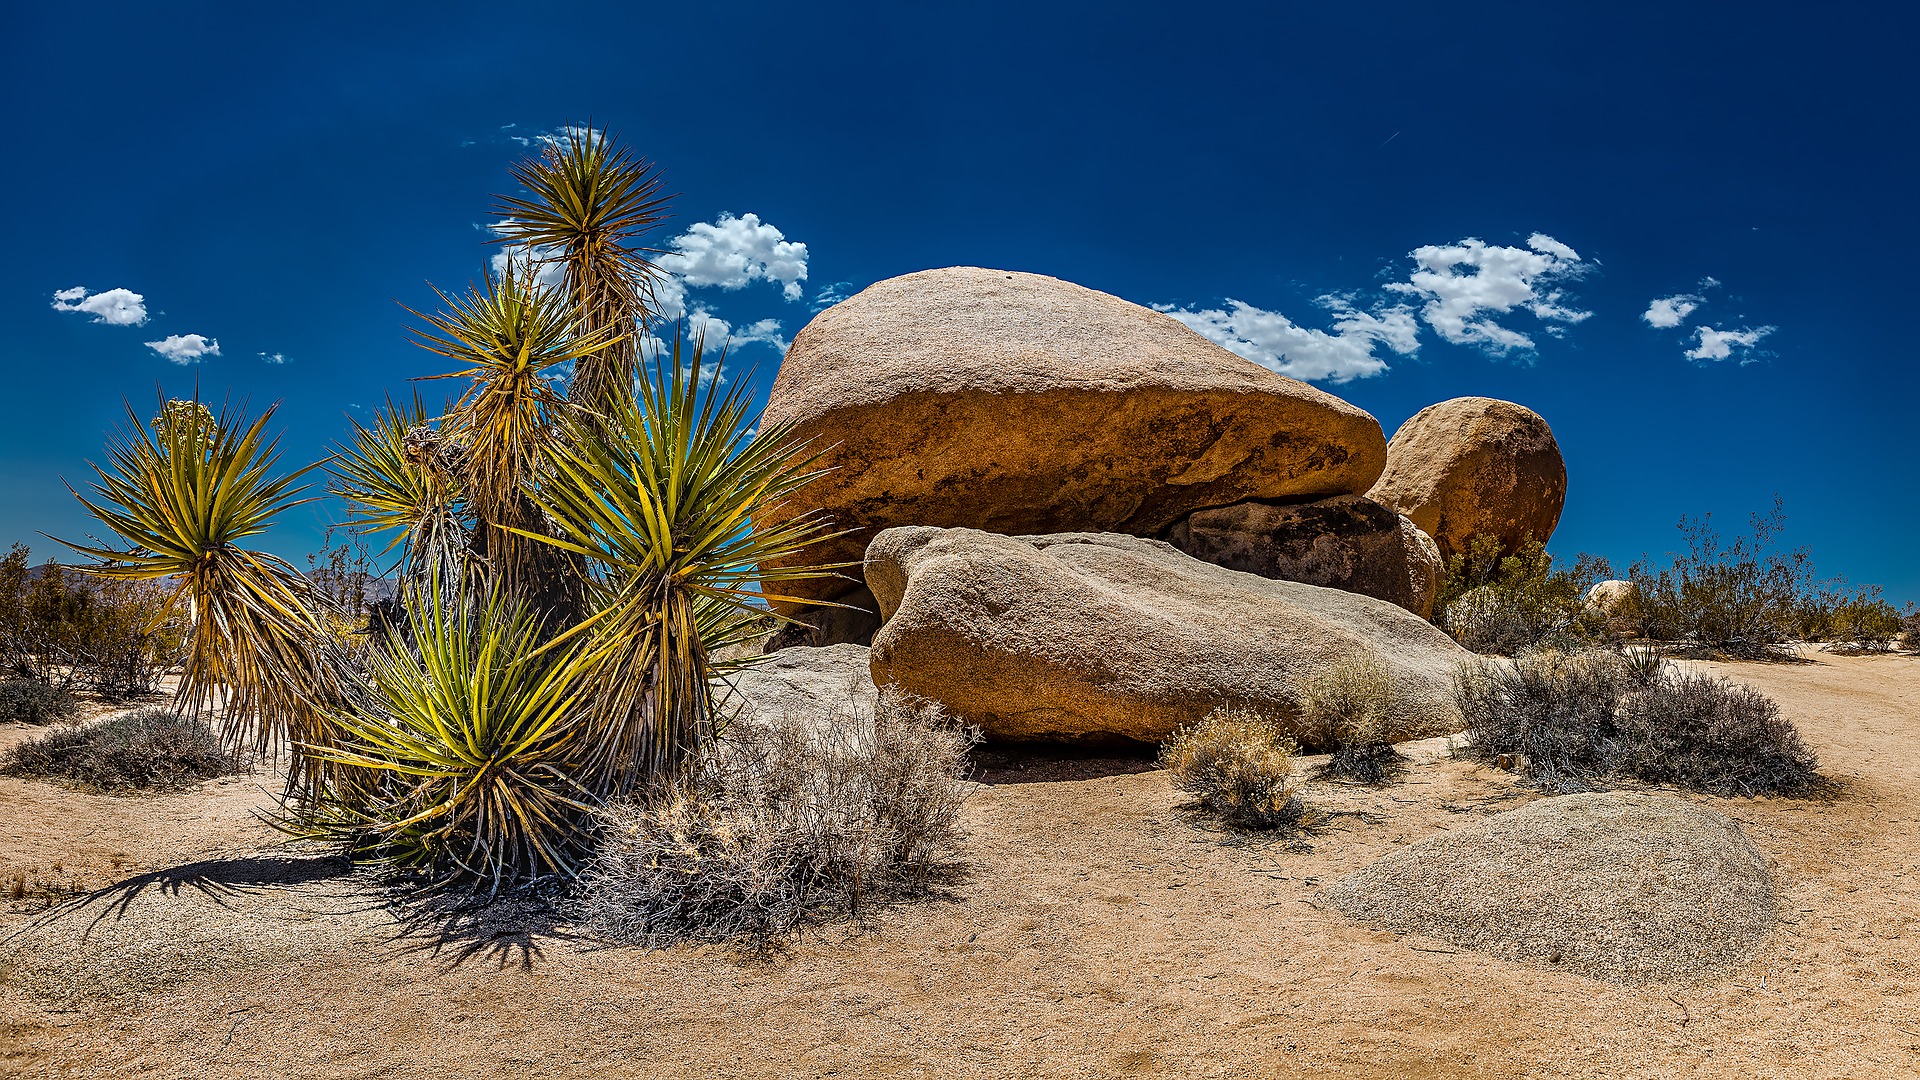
left=51, top=286, right=148, bottom=326
left=1686, top=325, right=1775, bottom=363
left=1154, top=295, right=1419, bottom=383
left=146, top=334, right=219, bottom=364
left=1386, top=233, right=1591, bottom=355
left=260, top=351, right=289, bottom=364
left=810, top=281, right=856, bottom=311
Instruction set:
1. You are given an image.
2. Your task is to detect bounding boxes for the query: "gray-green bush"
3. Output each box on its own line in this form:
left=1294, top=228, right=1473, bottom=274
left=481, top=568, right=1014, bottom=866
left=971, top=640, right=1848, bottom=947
left=1453, top=650, right=1821, bottom=797
left=2, top=708, right=245, bottom=792
left=0, top=679, right=78, bottom=725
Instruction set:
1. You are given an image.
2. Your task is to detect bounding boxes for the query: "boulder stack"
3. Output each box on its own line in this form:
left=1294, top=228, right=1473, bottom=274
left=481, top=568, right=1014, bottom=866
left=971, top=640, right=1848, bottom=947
left=755, top=268, right=1388, bottom=619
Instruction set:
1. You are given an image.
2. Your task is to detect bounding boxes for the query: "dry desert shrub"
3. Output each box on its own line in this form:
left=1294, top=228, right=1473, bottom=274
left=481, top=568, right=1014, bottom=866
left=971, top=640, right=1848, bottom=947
left=1434, top=537, right=1612, bottom=655
left=572, top=693, right=977, bottom=949
left=1299, top=656, right=1405, bottom=784
left=1, top=708, right=245, bottom=792
left=1159, top=706, right=1319, bottom=830
left=0, top=679, right=78, bottom=725
left=1453, top=649, right=1821, bottom=797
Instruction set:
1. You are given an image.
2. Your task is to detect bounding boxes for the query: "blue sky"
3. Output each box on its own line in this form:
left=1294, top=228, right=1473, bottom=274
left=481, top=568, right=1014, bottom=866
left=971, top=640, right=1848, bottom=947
left=4, top=3, right=1915, bottom=603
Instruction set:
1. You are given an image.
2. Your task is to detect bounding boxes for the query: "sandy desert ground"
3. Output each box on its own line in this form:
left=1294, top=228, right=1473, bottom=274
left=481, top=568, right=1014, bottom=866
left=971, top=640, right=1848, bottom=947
left=2, top=652, right=1917, bottom=1079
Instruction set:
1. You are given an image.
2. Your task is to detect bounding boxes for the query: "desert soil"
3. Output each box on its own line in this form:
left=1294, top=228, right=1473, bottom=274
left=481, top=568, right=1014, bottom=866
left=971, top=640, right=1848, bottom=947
left=2, top=652, right=1917, bottom=1079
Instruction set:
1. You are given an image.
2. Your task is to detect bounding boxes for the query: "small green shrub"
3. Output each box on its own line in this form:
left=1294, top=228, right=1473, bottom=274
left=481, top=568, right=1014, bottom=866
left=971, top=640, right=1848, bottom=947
left=1433, top=537, right=1612, bottom=655
left=573, top=693, right=977, bottom=948
left=1, top=708, right=244, bottom=792
left=1902, top=605, right=1920, bottom=652
left=1159, top=706, right=1319, bottom=830
left=1823, top=591, right=1903, bottom=653
left=0, top=679, right=78, bottom=725
left=1299, top=656, right=1404, bottom=784
left=1626, top=499, right=1816, bottom=658
left=1453, top=650, right=1821, bottom=797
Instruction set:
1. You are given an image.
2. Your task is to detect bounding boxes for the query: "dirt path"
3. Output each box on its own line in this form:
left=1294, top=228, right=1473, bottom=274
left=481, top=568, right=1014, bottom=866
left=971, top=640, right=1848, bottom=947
left=2, top=652, right=1917, bottom=1078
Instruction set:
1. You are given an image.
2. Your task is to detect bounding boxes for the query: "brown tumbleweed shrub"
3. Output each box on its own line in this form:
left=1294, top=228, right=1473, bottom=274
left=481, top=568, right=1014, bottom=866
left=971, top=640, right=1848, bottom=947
left=1, top=708, right=245, bottom=792
left=1299, top=656, right=1405, bottom=784
left=1159, top=706, right=1319, bottom=830
left=1453, top=649, right=1822, bottom=797
left=571, top=692, right=978, bottom=949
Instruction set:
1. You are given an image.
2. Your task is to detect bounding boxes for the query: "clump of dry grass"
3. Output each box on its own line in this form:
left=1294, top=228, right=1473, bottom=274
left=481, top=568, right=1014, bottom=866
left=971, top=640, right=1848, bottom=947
left=1299, top=656, right=1405, bottom=784
left=1159, top=706, right=1319, bottom=830
left=1, top=708, right=246, bottom=792
left=1453, top=649, right=1823, bottom=797
left=571, top=693, right=977, bottom=949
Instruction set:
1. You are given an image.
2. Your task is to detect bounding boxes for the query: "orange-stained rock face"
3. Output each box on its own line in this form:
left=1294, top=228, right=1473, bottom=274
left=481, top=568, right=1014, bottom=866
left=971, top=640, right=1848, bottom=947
left=756, top=267, right=1388, bottom=612
left=1367, top=396, right=1567, bottom=564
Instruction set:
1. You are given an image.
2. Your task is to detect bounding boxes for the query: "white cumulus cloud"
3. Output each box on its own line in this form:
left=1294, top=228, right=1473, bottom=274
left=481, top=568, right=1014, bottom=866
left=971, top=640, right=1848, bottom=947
left=1387, top=233, right=1591, bottom=355
left=655, top=212, right=808, bottom=300
left=146, top=334, right=220, bottom=364
left=1686, top=325, right=1775, bottom=363
left=1643, top=294, right=1702, bottom=328
left=51, top=286, right=148, bottom=326
left=1154, top=295, right=1421, bottom=383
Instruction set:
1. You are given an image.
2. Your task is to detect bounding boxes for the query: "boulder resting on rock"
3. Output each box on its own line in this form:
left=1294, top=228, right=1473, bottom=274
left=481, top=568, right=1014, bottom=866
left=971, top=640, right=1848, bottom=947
left=865, top=527, right=1470, bottom=745
left=1168, top=494, right=1443, bottom=618
left=756, top=267, right=1389, bottom=614
left=1367, top=396, right=1567, bottom=563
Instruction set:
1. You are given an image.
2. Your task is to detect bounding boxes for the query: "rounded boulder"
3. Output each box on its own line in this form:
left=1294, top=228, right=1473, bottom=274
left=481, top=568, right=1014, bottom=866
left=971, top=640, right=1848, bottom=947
left=865, top=526, right=1470, bottom=745
left=756, top=267, right=1389, bottom=612
left=1367, top=397, right=1567, bottom=563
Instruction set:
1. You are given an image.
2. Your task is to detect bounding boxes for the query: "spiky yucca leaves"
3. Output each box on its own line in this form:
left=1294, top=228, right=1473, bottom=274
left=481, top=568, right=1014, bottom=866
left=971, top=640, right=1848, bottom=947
left=492, top=125, right=672, bottom=415
left=298, top=587, right=598, bottom=892
left=62, top=401, right=346, bottom=783
left=525, top=335, right=841, bottom=792
left=410, top=264, right=616, bottom=612
left=328, top=393, right=471, bottom=593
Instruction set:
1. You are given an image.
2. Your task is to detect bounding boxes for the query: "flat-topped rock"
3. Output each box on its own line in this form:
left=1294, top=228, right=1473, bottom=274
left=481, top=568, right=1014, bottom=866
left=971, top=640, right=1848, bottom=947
left=865, top=527, right=1470, bottom=744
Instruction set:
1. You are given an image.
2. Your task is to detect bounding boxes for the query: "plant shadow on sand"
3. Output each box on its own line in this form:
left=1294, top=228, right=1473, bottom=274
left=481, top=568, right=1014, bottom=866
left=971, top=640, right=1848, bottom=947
left=376, top=888, right=581, bottom=973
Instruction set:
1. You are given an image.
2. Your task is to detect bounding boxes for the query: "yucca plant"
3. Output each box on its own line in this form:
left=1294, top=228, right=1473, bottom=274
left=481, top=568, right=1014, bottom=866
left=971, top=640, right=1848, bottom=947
left=329, top=392, right=471, bottom=594
left=297, top=586, right=599, bottom=892
left=526, top=332, right=841, bottom=792
left=61, top=130, right=842, bottom=892
left=61, top=400, right=347, bottom=794
left=492, top=124, right=672, bottom=415
left=410, top=262, right=622, bottom=614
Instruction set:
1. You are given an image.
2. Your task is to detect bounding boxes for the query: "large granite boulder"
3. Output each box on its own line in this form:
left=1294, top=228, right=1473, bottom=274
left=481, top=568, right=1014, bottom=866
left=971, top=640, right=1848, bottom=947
left=865, top=527, right=1470, bottom=745
left=1367, top=397, right=1567, bottom=563
left=756, top=267, right=1389, bottom=617
left=1167, top=495, right=1443, bottom=618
